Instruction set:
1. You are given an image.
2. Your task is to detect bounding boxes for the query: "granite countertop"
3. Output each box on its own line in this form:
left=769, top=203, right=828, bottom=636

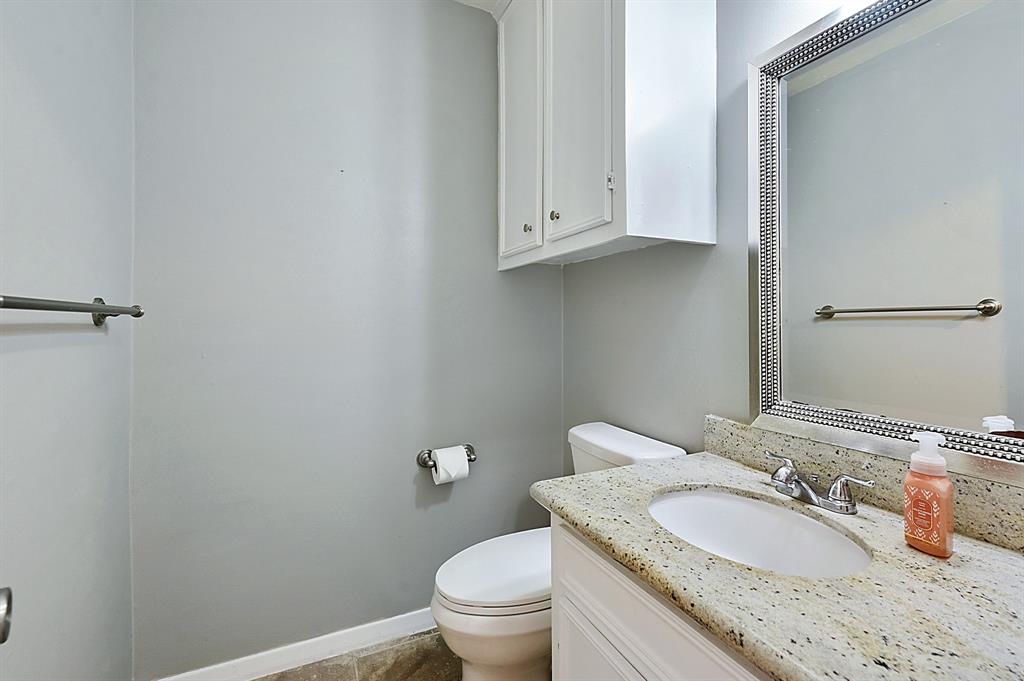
left=530, top=452, right=1024, bottom=681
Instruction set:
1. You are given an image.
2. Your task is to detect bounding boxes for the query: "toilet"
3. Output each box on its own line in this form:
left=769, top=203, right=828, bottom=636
left=431, top=422, right=684, bottom=680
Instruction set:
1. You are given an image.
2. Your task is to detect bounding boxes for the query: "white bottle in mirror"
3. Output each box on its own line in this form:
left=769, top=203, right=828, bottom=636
left=983, top=415, right=1015, bottom=434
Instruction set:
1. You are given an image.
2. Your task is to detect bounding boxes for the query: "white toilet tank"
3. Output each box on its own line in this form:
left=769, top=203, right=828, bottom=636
left=568, top=422, right=685, bottom=473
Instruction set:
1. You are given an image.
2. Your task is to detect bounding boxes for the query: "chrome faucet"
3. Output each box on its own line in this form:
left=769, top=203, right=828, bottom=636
left=765, top=451, right=874, bottom=515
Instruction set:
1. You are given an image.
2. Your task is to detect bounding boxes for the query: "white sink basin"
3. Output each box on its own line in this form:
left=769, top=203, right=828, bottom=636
left=648, top=489, right=870, bottom=578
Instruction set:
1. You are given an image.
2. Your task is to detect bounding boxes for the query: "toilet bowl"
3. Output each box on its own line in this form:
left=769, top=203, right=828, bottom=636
left=431, top=527, right=552, bottom=681
left=431, top=423, right=684, bottom=680
left=430, top=601, right=551, bottom=681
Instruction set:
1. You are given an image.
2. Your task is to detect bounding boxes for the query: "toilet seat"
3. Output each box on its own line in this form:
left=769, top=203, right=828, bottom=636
left=434, top=527, right=551, bottom=614
left=435, top=589, right=551, bottom=616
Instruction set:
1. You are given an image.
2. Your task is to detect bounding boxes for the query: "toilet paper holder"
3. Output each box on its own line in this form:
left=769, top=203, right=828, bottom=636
left=417, top=444, right=476, bottom=469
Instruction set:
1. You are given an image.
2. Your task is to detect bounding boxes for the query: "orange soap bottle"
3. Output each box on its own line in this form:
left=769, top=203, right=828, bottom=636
left=903, top=432, right=954, bottom=558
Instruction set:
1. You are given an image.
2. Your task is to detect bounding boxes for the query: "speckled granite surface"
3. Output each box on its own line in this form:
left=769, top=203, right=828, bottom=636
left=704, top=415, right=1024, bottom=552
left=531, top=453, right=1024, bottom=681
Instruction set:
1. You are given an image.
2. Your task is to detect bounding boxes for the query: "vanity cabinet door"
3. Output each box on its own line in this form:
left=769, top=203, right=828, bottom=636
left=552, top=518, right=769, bottom=681
left=543, top=0, right=613, bottom=241
left=498, top=0, right=544, bottom=257
left=556, top=596, right=645, bottom=681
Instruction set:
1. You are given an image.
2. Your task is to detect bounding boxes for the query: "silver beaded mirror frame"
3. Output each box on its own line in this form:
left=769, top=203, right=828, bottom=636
left=749, top=0, right=1024, bottom=483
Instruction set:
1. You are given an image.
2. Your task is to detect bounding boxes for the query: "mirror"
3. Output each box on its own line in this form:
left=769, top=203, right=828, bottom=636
left=751, top=0, right=1024, bottom=474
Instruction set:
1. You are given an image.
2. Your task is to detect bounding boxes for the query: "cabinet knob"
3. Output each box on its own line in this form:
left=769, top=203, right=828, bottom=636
left=522, top=223, right=533, bottom=233
left=549, top=210, right=560, bottom=221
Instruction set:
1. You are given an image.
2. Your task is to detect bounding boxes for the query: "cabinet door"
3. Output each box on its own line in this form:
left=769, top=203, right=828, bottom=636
left=498, top=0, right=544, bottom=257
left=553, top=520, right=769, bottom=681
left=544, top=0, right=613, bottom=241
left=556, top=597, right=645, bottom=681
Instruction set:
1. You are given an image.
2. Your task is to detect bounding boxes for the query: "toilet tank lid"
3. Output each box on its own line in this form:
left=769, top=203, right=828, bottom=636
left=568, top=422, right=685, bottom=466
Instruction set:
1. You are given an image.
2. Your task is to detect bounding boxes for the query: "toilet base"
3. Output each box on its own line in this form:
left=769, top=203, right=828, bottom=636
left=462, top=656, right=551, bottom=681
left=431, top=592, right=551, bottom=681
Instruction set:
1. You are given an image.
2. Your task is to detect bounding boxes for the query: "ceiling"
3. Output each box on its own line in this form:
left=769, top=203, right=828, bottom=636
left=453, top=0, right=500, bottom=17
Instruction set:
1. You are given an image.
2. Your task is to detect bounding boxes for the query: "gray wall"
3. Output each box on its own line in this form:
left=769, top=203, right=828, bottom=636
left=0, top=2, right=134, bottom=679
left=562, top=0, right=838, bottom=468
left=130, top=1, right=564, bottom=678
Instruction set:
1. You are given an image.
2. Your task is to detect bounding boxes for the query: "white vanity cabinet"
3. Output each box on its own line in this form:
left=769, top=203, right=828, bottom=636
left=497, top=0, right=716, bottom=270
left=551, top=518, right=768, bottom=681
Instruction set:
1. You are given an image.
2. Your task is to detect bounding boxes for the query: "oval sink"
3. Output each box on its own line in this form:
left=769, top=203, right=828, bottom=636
left=648, top=489, right=870, bottom=578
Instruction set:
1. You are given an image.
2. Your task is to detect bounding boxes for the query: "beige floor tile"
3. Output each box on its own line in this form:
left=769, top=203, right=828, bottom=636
left=254, top=654, right=358, bottom=681
left=354, top=631, right=460, bottom=681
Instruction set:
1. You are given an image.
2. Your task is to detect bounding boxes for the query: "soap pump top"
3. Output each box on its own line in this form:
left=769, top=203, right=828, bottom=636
left=910, top=432, right=947, bottom=476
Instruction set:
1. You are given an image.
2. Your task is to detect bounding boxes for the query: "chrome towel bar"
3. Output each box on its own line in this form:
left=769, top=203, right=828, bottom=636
left=815, top=298, right=1001, bottom=319
left=416, top=444, right=476, bottom=469
left=0, top=295, right=144, bottom=326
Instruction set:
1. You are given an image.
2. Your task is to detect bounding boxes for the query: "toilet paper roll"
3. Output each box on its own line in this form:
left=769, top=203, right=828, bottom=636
left=431, top=446, right=471, bottom=486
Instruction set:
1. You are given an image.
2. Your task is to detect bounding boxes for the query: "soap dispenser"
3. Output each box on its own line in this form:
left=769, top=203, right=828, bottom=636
left=903, top=432, right=954, bottom=558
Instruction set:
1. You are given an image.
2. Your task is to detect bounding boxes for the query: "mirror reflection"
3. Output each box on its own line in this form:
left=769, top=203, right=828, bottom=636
left=781, top=0, right=1023, bottom=433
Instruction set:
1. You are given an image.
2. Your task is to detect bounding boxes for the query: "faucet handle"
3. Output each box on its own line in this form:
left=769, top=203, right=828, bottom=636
left=765, top=450, right=795, bottom=469
left=827, top=474, right=875, bottom=502
left=765, top=451, right=798, bottom=485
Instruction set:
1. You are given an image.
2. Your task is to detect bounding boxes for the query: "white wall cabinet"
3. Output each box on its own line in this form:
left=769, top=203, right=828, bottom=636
left=551, top=517, right=769, bottom=681
left=543, top=0, right=613, bottom=243
left=497, top=0, right=716, bottom=270
left=498, top=0, right=544, bottom=257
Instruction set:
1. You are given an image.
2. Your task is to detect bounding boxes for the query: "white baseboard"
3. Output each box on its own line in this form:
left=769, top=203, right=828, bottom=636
left=156, top=607, right=436, bottom=681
